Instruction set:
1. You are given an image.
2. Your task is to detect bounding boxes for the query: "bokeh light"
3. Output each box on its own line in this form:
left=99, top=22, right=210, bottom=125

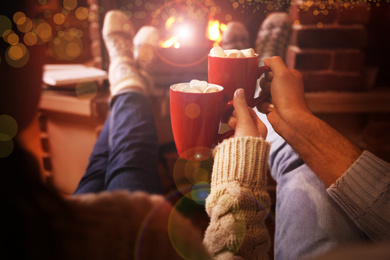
left=184, top=102, right=200, bottom=119
left=192, top=167, right=209, bottom=183
left=191, top=182, right=210, bottom=205
left=53, top=13, right=66, bottom=25
left=172, top=156, right=212, bottom=197
left=0, top=15, right=12, bottom=37
left=168, top=193, right=207, bottom=258
left=75, top=80, right=98, bottom=99
left=0, top=115, right=18, bottom=158
left=75, top=7, right=89, bottom=20
left=0, top=115, right=18, bottom=142
left=5, top=42, right=29, bottom=68
left=0, top=140, right=14, bottom=158
left=48, top=28, right=83, bottom=60
left=8, top=44, right=24, bottom=60
left=13, top=12, right=26, bottom=25
left=17, top=16, right=33, bottom=33
left=63, top=0, right=78, bottom=11
left=24, top=31, right=38, bottom=46
left=6, top=32, right=19, bottom=45
left=66, top=41, right=82, bottom=58
left=36, top=21, right=53, bottom=42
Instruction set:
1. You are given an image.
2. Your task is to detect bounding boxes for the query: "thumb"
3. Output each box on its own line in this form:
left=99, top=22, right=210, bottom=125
left=233, top=88, right=250, bottom=117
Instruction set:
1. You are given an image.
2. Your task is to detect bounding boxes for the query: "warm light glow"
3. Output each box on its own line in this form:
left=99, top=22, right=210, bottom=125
left=160, top=15, right=194, bottom=48
left=36, top=22, right=52, bottom=42
left=75, top=7, right=88, bottom=20
left=53, top=13, right=66, bottom=25
left=165, top=16, right=175, bottom=30
left=160, top=36, right=178, bottom=48
left=24, top=31, right=38, bottom=46
left=206, top=19, right=226, bottom=46
left=63, top=0, right=78, bottom=11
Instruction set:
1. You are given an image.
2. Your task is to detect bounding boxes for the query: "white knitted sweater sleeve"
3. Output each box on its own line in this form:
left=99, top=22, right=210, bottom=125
left=203, top=136, right=271, bottom=260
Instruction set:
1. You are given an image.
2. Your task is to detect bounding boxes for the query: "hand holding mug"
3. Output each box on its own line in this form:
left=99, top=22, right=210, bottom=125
left=228, top=88, right=267, bottom=139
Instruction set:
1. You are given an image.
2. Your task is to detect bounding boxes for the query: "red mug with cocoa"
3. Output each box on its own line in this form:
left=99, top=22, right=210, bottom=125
left=170, top=82, right=232, bottom=161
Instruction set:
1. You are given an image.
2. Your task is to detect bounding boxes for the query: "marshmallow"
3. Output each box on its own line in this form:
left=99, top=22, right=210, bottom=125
left=203, top=86, right=219, bottom=93
left=241, top=48, right=256, bottom=57
left=180, top=85, right=201, bottom=93
left=224, top=49, right=246, bottom=58
left=174, top=81, right=221, bottom=93
left=209, top=46, right=226, bottom=57
left=190, top=79, right=208, bottom=92
left=209, top=46, right=258, bottom=58
left=174, top=83, right=188, bottom=91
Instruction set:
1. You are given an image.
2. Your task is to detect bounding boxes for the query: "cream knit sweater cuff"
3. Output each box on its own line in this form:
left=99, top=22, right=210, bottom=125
left=212, top=136, right=270, bottom=189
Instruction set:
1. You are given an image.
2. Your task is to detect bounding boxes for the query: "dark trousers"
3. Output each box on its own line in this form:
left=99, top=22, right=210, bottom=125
left=74, top=92, right=163, bottom=195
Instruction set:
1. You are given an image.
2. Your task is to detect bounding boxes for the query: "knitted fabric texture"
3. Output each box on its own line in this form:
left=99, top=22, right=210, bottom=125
left=203, top=136, right=271, bottom=260
left=67, top=191, right=212, bottom=260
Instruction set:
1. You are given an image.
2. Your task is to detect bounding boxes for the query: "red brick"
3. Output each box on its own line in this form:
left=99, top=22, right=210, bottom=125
left=302, top=71, right=365, bottom=92
left=290, top=2, right=337, bottom=25
left=291, top=26, right=367, bottom=49
left=337, top=3, right=371, bottom=24
left=334, top=50, right=365, bottom=72
left=286, top=48, right=332, bottom=70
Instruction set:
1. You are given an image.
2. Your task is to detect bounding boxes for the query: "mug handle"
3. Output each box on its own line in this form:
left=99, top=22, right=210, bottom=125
left=217, top=100, right=234, bottom=143
left=249, top=65, right=271, bottom=107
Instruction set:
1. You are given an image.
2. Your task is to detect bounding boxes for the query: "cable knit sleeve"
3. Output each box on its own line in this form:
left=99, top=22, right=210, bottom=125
left=327, top=150, right=390, bottom=241
left=203, top=136, right=271, bottom=260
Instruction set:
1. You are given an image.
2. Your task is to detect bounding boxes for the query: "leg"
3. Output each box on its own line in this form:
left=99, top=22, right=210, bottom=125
left=257, top=112, right=367, bottom=259
left=73, top=120, right=109, bottom=194
left=74, top=92, right=163, bottom=195
left=74, top=10, right=163, bottom=195
left=105, top=92, right=163, bottom=194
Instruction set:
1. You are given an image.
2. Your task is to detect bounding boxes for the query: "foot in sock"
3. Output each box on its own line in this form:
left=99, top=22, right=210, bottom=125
left=102, top=10, right=153, bottom=97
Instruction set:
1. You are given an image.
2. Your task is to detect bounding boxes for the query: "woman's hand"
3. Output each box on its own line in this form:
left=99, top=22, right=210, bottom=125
left=227, top=88, right=267, bottom=139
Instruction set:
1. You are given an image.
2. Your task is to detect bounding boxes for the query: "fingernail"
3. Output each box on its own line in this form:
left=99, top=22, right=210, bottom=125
left=236, top=88, right=245, bottom=98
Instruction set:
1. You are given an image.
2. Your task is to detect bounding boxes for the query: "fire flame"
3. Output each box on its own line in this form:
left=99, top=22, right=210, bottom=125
left=206, top=19, right=226, bottom=46
left=159, top=16, right=226, bottom=48
left=160, top=36, right=180, bottom=48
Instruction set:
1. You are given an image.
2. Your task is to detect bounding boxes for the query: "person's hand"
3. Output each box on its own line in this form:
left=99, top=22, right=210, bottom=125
left=256, top=56, right=311, bottom=134
left=228, top=88, right=267, bottom=139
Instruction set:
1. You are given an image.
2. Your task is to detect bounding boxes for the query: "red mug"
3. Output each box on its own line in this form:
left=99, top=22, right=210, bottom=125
left=208, top=54, right=270, bottom=107
left=170, top=83, right=232, bottom=161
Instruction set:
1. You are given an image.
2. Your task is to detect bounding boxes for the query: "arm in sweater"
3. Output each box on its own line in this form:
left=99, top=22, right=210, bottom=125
left=203, top=136, right=271, bottom=260
left=327, top=151, right=390, bottom=241
left=258, top=57, right=390, bottom=242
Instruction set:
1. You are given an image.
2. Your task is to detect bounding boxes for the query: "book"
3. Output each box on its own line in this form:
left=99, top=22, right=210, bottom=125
left=43, top=64, right=108, bottom=87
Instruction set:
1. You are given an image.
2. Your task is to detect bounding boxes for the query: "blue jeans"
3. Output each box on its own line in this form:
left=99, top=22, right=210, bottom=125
left=256, top=112, right=366, bottom=260
left=74, top=92, right=163, bottom=195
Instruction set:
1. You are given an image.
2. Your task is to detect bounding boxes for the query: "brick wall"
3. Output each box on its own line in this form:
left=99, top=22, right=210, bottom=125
left=286, top=0, right=371, bottom=92
left=285, top=1, right=390, bottom=162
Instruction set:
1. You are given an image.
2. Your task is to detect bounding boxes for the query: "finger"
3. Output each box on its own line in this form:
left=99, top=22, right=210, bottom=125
left=227, top=116, right=237, bottom=130
left=264, top=70, right=274, bottom=82
left=248, top=109, right=267, bottom=138
left=263, top=56, right=288, bottom=75
left=257, top=101, right=274, bottom=114
left=233, top=88, right=252, bottom=121
left=259, top=78, right=270, bottom=94
left=257, top=90, right=270, bottom=105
